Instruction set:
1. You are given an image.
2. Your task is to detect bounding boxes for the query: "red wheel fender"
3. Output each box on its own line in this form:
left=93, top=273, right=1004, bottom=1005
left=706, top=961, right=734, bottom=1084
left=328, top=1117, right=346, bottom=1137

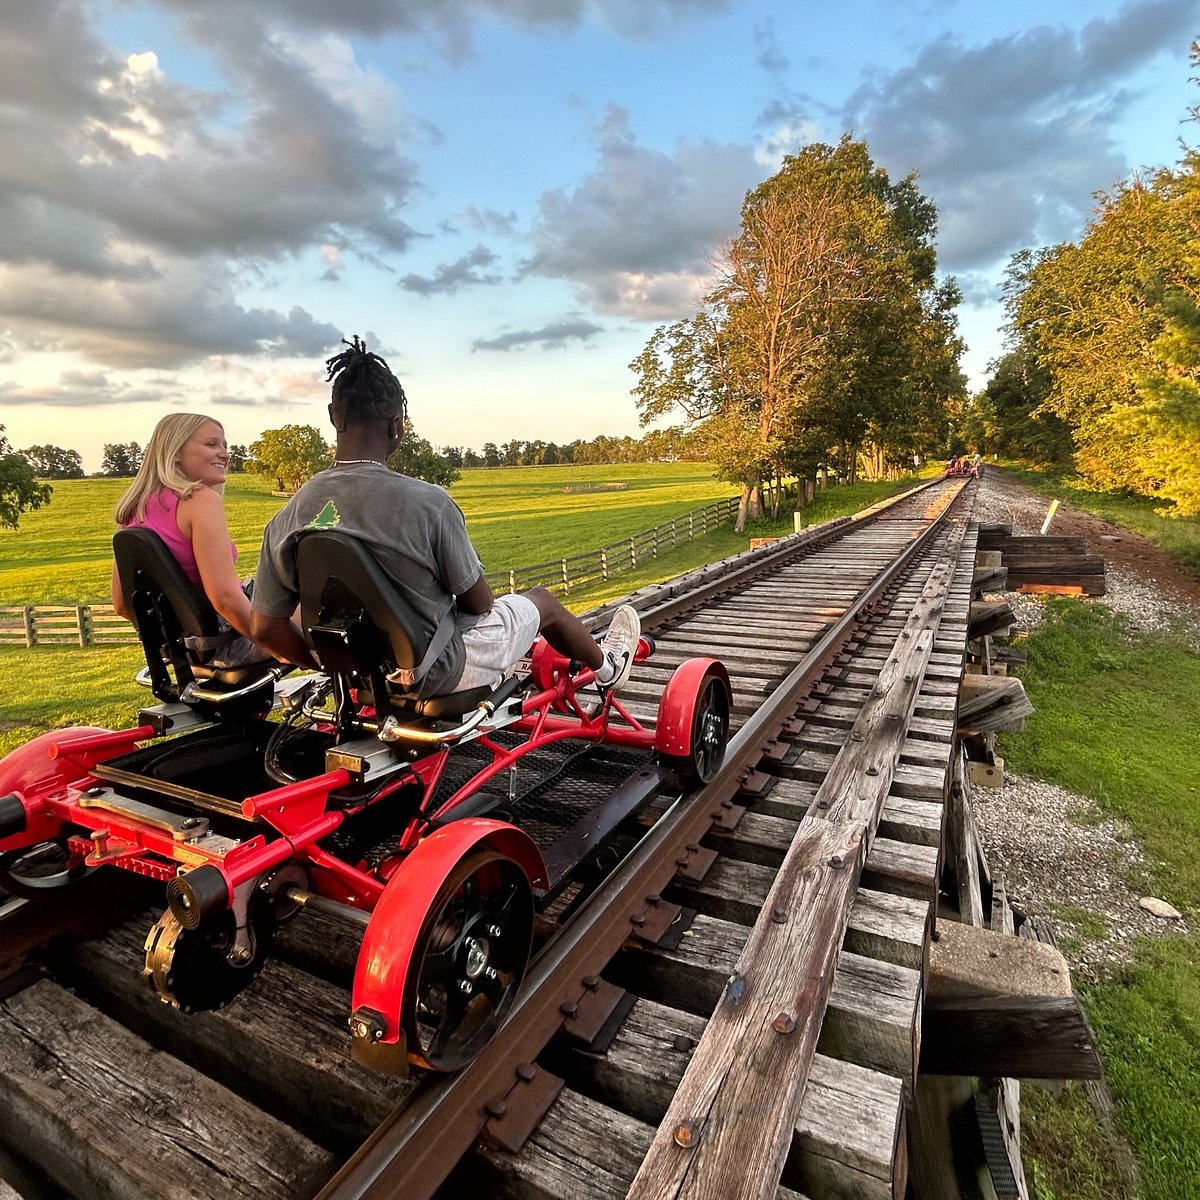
left=655, top=659, right=731, bottom=758
left=351, top=819, right=546, bottom=1044
left=0, top=727, right=111, bottom=850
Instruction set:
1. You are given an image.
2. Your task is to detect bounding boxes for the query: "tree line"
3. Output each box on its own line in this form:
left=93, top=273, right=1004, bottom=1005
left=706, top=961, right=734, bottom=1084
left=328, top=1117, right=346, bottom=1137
left=242, top=424, right=700, bottom=491
left=964, top=40, right=1200, bottom=517
left=8, top=426, right=702, bottom=495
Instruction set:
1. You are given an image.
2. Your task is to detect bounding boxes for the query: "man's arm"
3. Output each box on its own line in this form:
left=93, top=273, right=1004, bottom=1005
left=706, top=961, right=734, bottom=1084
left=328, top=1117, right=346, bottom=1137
left=457, top=573, right=493, bottom=615
left=251, top=611, right=319, bottom=669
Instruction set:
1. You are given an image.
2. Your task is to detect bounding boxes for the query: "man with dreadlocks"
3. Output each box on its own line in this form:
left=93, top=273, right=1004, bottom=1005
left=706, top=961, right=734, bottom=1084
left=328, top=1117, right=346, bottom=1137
left=250, top=336, right=640, bottom=699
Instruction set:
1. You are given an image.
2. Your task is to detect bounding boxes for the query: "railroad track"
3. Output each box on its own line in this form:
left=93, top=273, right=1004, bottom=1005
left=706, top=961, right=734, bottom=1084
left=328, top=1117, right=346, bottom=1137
left=0, top=476, right=976, bottom=1200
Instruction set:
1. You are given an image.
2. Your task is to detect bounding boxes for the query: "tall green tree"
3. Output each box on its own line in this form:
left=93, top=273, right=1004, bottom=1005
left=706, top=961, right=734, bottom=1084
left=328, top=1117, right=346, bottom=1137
left=249, top=425, right=330, bottom=492
left=631, top=137, right=963, bottom=528
left=1134, top=66, right=1200, bottom=514
left=1008, top=153, right=1200, bottom=509
left=961, top=347, right=1073, bottom=465
left=0, top=426, right=52, bottom=529
left=388, top=420, right=460, bottom=487
left=100, top=442, right=143, bottom=477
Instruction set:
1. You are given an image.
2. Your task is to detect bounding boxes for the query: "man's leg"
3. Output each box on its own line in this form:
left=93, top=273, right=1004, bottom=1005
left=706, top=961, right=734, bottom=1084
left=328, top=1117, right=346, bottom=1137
left=523, top=587, right=639, bottom=693
left=523, top=586, right=603, bottom=668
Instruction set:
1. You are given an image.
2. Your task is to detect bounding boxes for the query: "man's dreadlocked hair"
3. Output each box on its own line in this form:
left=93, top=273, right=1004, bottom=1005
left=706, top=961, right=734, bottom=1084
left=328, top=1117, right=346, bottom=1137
left=325, top=336, right=406, bottom=425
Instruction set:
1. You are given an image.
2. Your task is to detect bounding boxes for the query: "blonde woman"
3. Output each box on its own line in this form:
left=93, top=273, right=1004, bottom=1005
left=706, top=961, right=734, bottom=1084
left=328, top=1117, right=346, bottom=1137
left=111, top=413, right=297, bottom=667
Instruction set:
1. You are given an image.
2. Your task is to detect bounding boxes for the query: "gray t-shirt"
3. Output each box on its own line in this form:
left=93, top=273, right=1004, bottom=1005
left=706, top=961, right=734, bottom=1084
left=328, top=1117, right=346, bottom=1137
left=252, top=463, right=483, bottom=695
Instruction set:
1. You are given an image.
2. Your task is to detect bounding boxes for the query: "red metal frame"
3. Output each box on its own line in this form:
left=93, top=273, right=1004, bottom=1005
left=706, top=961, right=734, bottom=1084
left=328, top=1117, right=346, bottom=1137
left=0, top=636, right=712, bottom=904
left=0, top=632, right=726, bottom=1070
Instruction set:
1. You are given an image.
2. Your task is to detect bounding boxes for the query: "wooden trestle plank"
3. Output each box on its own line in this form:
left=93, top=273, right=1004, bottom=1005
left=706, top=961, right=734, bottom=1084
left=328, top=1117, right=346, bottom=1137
left=672, top=853, right=928, bottom=974
left=627, top=517, right=969, bottom=1200
left=61, top=917, right=414, bottom=1154
left=789, top=1055, right=906, bottom=1200
left=457, top=1088, right=811, bottom=1200
left=0, top=980, right=335, bottom=1200
left=546, top=999, right=899, bottom=1200
left=821, top=952, right=922, bottom=1086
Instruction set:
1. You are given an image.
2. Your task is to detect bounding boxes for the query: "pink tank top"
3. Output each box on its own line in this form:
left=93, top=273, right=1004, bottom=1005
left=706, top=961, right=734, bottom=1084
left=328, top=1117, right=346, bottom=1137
left=126, top=488, right=236, bottom=590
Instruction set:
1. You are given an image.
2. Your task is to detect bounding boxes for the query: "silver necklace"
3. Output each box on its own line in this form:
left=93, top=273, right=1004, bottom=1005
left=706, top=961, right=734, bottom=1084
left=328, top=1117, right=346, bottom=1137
left=331, top=458, right=384, bottom=467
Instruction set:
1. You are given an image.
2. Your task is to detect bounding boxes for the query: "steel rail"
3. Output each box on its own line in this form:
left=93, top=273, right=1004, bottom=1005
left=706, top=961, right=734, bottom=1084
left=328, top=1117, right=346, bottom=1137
left=580, top=475, right=954, bottom=634
left=316, top=479, right=971, bottom=1200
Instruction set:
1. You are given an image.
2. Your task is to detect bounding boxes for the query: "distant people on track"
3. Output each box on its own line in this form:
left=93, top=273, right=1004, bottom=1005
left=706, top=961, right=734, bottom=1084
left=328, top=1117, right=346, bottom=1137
left=111, top=413, right=303, bottom=667
left=248, top=336, right=641, bottom=698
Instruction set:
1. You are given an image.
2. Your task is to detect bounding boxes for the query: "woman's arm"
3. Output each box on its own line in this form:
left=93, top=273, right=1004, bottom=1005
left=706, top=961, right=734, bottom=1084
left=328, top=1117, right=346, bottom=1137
left=111, top=560, right=132, bottom=621
left=181, top=488, right=316, bottom=667
left=178, top=488, right=256, bottom=639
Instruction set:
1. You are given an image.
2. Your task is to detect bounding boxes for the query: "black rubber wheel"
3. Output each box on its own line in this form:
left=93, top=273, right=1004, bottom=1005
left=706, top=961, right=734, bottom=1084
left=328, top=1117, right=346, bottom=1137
left=662, top=674, right=729, bottom=786
left=401, top=848, right=533, bottom=1072
left=0, top=839, right=97, bottom=898
left=144, top=898, right=275, bottom=1013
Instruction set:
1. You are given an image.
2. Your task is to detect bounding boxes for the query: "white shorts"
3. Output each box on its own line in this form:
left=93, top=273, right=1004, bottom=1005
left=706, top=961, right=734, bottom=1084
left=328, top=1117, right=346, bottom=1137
left=455, top=594, right=541, bottom=691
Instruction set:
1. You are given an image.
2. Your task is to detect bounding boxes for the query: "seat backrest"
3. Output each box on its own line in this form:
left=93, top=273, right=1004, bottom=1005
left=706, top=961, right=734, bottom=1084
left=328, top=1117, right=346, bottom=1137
left=114, top=526, right=219, bottom=702
left=297, top=530, right=431, bottom=715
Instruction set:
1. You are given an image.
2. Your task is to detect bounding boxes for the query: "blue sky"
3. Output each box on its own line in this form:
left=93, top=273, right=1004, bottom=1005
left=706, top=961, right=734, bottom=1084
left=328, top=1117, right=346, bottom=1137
left=1, top=0, right=1197, bottom=471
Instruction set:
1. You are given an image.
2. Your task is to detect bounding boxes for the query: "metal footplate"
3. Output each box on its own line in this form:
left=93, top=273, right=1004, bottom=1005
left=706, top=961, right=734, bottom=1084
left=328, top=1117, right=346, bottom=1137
left=77, top=788, right=240, bottom=857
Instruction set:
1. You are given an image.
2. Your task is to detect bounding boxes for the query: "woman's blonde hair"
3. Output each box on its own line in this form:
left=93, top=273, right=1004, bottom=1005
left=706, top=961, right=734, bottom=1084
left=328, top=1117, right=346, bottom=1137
left=114, top=413, right=224, bottom=526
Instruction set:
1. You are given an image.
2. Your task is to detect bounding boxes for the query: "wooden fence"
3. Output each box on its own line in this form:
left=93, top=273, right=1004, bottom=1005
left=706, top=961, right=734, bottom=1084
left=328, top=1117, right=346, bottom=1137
left=0, top=604, right=133, bottom=649
left=484, top=479, right=795, bottom=595
left=3, top=480, right=796, bottom=648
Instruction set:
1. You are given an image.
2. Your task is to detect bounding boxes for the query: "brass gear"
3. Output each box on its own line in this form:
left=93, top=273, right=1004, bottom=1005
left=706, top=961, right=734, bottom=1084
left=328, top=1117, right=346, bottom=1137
left=143, top=903, right=273, bottom=1013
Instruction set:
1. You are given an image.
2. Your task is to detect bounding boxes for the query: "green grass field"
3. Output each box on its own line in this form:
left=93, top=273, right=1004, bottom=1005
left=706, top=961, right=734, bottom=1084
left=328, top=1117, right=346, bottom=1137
left=0, top=466, right=918, bottom=755
left=0, top=463, right=746, bottom=605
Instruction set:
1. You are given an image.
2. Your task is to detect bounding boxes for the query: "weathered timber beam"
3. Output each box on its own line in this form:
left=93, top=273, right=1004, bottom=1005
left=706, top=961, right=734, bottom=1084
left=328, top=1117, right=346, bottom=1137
left=957, top=674, right=1034, bottom=735
left=921, top=996, right=1100, bottom=1079
left=944, top=762, right=983, bottom=927
left=967, top=601, right=1015, bottom=641
left=992, top=535, right=1087, bottom=553
left=970, top=566, right=1008, bottom=596
left=627, top=516, right=971, bottom=1200
left=0, top=980, right=336, bottom=1200
left=920, top=923, right=1101, bottom=1080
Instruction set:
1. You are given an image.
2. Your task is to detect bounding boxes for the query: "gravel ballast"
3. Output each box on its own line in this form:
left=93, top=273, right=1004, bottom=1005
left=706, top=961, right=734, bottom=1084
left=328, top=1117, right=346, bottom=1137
left=968, top=470, right=1193, bottom=978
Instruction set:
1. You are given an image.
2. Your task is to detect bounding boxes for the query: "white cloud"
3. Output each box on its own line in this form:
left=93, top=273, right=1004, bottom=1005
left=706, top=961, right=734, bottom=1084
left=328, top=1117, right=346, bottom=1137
left=0, top=2, right=416, bottom=368
left=0, top=257, right=339, bottom=369
left=472, top=318, right=604, bottom=351
left=525, top=107, right=762, bottom=318
left=842, top=0, right=1197, bottom=270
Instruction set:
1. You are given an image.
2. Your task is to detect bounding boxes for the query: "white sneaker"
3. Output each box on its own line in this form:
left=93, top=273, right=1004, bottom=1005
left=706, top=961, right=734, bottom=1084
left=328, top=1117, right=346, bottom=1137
left=596, top=604, right=640, bottom=697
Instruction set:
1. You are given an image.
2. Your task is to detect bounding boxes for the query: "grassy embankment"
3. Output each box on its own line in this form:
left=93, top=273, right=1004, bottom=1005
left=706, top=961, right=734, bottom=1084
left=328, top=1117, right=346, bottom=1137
left=0, top=464, right=917, bottom=756
left=0, top=464, right=750, bottom=606
left=992, top=472, right=1200, bottom=1200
